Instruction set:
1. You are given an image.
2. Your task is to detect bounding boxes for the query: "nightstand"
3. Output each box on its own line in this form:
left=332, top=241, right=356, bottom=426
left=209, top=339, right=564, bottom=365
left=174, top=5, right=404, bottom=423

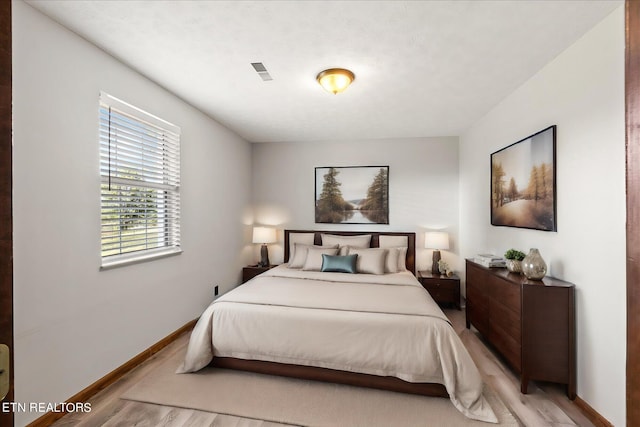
left=242, top=265, right=277, bottom=283
left=418, top=270, right=461, bottom=310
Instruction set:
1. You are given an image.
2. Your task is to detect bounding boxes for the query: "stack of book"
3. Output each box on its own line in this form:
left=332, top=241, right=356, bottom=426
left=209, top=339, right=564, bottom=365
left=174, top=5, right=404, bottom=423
left=474, top=253, right=506, bottom=268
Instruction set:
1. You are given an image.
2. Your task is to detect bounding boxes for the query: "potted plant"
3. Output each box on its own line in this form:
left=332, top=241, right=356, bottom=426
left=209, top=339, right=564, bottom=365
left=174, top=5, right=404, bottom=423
left=504, top=249, right=526, bottom=274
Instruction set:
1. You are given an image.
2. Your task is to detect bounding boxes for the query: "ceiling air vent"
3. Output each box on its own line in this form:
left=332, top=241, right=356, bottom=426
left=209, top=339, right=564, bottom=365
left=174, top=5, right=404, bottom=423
left=251, top=62, right=273, bottom=81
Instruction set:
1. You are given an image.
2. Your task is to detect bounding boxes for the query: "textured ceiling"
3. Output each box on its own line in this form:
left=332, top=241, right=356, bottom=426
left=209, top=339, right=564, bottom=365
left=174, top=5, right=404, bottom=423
left=26, top=0, right=621, bottom=143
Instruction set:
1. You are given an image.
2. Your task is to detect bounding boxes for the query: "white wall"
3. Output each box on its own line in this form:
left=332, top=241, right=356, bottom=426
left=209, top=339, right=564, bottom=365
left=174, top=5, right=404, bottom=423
left=251, top=137, right=460, bottom=272
left=459, top=7, right=625, bottom=425
left=12, top=2, right=253, bottom=425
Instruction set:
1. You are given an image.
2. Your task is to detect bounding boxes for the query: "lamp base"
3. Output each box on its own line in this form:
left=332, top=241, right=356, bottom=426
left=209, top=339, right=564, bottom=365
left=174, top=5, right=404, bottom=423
left=258, top=244, right=270, bottom=267
left=431, top=250, right=441, bottom=275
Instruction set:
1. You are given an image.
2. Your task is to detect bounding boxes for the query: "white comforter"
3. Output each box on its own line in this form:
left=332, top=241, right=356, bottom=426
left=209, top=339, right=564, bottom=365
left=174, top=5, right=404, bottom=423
left=177, top=265, right=497, bottom=423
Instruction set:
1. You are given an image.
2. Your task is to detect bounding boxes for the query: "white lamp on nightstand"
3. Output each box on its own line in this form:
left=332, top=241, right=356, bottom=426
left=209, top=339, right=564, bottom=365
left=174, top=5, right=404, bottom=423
left=252, top=226, right=277, bottom=267
left=425, top=231, right=449, bottom=275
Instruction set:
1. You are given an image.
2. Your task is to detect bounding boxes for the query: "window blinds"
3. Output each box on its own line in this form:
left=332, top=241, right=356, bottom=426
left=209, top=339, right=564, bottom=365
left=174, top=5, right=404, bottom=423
left=99, top=92, right=181, bottom=263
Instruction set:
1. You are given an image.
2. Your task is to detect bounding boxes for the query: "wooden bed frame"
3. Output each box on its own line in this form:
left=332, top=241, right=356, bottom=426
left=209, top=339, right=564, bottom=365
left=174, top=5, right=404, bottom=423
left=211, top=229, right=449, bottom=398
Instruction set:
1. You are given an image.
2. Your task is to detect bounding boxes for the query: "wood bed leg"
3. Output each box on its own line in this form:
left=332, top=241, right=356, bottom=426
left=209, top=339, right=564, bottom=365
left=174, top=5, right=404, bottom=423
left=521, top=376, right=529, bottom=394
left=567, top=381, right=576, bottom=400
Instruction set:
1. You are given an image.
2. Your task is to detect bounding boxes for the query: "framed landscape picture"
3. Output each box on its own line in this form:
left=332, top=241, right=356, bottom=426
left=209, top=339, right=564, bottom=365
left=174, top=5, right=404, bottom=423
left=490, top=125, right=557, bottom=231
left=315, top=166, right=389, bottom=224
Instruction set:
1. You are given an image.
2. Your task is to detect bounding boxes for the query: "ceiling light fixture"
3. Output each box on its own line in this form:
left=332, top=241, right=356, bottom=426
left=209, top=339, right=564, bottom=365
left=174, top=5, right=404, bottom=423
left=316, top=68, right=355, bottom=94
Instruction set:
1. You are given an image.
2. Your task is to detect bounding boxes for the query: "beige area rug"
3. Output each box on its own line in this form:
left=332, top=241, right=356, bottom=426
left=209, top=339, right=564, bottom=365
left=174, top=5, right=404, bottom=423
left=122, top=350, right=518, bottom=427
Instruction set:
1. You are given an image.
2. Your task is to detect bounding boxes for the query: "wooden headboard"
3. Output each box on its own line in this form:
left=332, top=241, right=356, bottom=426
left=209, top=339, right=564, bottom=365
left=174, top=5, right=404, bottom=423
left=284, top=230, right=416, bottom=275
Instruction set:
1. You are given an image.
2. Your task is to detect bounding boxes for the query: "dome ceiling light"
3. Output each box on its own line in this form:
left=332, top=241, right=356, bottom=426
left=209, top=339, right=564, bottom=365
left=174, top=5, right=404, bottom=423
left=316, top=68, right=355, bottom=95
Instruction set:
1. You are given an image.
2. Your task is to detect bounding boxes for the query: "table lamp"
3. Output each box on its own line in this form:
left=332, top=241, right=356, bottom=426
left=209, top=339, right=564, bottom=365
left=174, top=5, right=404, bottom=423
left=425, top=231, right=450, bottom=275
left=252, top=226, right=277, bottom=267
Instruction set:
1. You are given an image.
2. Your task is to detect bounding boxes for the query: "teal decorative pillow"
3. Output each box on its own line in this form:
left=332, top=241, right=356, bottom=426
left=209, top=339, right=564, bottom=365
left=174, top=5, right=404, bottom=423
left=321, top=254, right=358, bottom=273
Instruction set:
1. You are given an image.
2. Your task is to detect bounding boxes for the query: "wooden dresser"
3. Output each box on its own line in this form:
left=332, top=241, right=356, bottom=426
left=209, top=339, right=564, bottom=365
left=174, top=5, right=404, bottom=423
left=465, top=259, right=575, bottom=399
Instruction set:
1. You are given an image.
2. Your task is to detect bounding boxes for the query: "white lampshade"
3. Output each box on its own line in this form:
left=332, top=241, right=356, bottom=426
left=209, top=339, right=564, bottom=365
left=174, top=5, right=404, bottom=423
left=252, top=226, right=277, bottom=244
left=424, top=231, right=450, bottom=250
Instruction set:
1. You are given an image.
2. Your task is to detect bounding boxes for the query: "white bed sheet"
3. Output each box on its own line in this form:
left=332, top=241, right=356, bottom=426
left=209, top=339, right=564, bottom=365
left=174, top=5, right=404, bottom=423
left=177, top=265, right=497, bottom=423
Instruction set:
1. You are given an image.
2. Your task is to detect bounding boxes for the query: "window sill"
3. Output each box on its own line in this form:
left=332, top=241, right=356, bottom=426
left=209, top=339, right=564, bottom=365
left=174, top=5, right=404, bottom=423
left=100, top=247, right=182, bottom=271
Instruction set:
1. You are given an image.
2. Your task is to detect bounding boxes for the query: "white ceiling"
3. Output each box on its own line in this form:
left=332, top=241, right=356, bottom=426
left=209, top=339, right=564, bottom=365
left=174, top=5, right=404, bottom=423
left=26, top=0, right=621, bottom=143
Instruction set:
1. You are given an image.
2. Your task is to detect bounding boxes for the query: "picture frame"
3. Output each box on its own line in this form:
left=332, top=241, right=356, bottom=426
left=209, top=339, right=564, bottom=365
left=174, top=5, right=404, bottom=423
left=490, top=125, right=557, bottom=231
left=315, top=166, right=389, bottom=224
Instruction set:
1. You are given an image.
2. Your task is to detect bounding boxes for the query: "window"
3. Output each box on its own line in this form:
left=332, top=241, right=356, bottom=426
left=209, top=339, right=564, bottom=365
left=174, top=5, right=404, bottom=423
left=99, top=92, right=181, bottom=268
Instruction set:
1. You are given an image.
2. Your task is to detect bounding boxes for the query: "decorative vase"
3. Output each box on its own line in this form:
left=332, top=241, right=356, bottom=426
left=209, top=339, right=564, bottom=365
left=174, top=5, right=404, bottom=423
left=506, top=259, right=522, bottom=274
left=522, top=248, right=547, bottom=280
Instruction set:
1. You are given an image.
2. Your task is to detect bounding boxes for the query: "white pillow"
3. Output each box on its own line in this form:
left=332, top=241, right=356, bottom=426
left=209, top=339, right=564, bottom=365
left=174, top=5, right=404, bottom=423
left=379, top=235, right=408, bottom=248
left=396, top=247, right=408, bottom=272
left=321, top=234, right=371, bottom=249
left=347, top=248, right=387, bottom=275
left=289, top=243, right=338, bottom=269
left=289, top=243, right=314, bottom=268
left=384, top=247, right=400, bottom=274
left=288, top=233, right=315, bottom=263
left=378, top=236, right=409, bottom=271
left=302, top=247, right=339, bottom=271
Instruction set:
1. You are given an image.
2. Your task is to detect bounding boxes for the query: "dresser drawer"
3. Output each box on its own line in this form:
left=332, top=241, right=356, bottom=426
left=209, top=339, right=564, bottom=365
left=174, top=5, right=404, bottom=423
left=466, top=262, right=486, bottom=279
left=488, top=275, right=521, bottom=312
left=423, top=278, right=456, bottom=288
left=489, top=298, right=521, bottom=342
left=489, top=321, right=522, bottom=372
left=467, top=303, right=489, bottom=336
left=423, top=281, right=455, bottom=301
left=467, top=280, right=489, bottom=306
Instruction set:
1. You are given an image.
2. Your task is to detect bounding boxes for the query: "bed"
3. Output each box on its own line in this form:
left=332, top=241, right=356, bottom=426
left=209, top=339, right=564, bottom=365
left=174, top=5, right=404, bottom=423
left=177, top=230, right=497, bottom=423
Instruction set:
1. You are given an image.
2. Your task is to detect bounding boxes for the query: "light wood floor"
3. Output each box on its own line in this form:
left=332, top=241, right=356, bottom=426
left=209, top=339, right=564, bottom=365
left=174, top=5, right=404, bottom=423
left=51, top=308, right=594, bottom=427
